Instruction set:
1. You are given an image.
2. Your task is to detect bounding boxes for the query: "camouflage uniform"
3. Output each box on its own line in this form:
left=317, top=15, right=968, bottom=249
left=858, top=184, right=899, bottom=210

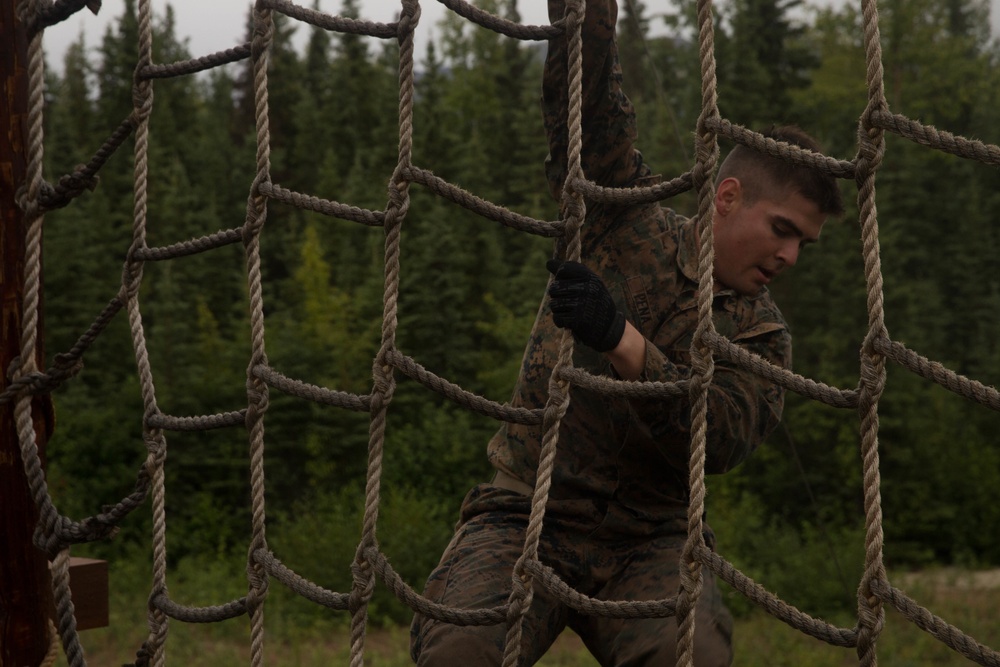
left=411, top=0, right=791, bottom=664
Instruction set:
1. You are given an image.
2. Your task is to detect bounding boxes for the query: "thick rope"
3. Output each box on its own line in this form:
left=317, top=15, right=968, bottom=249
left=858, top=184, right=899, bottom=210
left=8, top=0, right=1000, bottom=665
left=674, top=0, right=721, bottom=662
left=502, top=0, right=585, bottom=664
left=855, top=0, right=891, bottom=664
left=243, top=4, right=277, bottom=667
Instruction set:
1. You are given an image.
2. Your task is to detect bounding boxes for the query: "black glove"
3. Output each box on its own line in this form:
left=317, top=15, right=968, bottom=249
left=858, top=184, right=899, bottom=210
left=546, top=259, right=626, bottom=353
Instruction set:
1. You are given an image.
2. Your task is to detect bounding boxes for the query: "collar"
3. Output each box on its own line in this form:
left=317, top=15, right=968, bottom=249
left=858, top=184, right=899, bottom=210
left=676, top=217, right=704, bottom=286
left=676, top=216, right=749, bottom=300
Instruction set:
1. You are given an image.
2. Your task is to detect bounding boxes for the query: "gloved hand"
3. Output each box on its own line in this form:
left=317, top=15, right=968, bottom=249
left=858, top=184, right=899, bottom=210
left=546, top=259, right=626, bottom=353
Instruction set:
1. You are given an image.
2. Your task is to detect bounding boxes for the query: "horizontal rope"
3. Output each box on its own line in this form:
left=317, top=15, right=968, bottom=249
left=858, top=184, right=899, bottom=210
left=255, top=549, right=351, bottom=610
left=436, top=0, right=564, bottom=40
left=138, top=45, right=252, bottom=80
left=703, top=331, right=859, bottom=408
left=403, top=166, right=565, bottom=237
left=870, top=110, right=1000, bottom=168
left=697, top=546, right=858, bottom=648
left=571, top=172, right=694, bottom=206
left=262, top=0, right=398, bottom=39
left=150, top=592, right=248, bottom=623
left=23, top=0, right=96, bottom=36
left=705, top=117, right=856, bottom=179
left=362, top=546, right=509, bottom=625
left=870, top=578, right=1000, bottom=667
left=874, top=336, right=1000, bottom=411
left=34, top=477, right=153, bottom=557
left=524, top=558, right=678, bottom=619
left=0, top=360, right=81, bottom=405
left=36, top=116, right=137, bottom=211
left=385, top=350, right=543, bottom=424
left=131, top=228, right=244, bottom=262
left=18, top=0, right=1000, bottom=664
left=557, top=367, right=690, bottom=398
left=259, top=182, right=386, bottom=226
left=146, top=410, right=247, bottom=432
left=253, top=364, right=371, bottom=411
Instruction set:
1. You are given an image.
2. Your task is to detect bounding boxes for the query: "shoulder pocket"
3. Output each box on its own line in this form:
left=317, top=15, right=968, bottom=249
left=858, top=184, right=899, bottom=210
left=731, top=322, right=786, bottom=343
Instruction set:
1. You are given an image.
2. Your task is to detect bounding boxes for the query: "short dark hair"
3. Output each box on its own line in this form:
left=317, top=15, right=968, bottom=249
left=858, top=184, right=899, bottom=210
left=715, top=125, right=845, bottom=217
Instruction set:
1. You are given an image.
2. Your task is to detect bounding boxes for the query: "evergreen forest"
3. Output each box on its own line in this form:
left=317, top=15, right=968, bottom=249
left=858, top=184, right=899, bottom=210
left=37, top=0, right=1000, bottom=627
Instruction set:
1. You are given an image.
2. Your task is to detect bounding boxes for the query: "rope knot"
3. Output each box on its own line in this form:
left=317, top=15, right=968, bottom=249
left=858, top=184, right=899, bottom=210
left=690, top=332, right=715, bottom=381
left=564, top=0, right=585, bottom=25
left=143, top=431, right=167, bottom=471
left=245, top=547, right=270, bottom=610
left=245, top=377, right=270, bottom=420
left=6, top=355, right=26, bottom=383
left=386, top=174, right=411, bottom=219
left=559, top=191, right=585, bottom=230
left=14, top=0, right=45, bottom=29
left=506, top=554, right=535, bottom=627
left=348, top=557, right=376, bottom=614
left=398, top=0, right=421, bottom=37
left=243, top=180, right=270, bottom=239
left=33, top=518, right=68, bottom=560
left=251, top=7, right=274, bottom=61
left=14, top=182, right=36, bottom=216
left=131, top=82, right=154, bottom=123
left=55, top=165, right=101, bottom=201
left=120, top=258, right=145, bottom=300
left=859, top=329, right=888, bottom=397
left=371, top=348, right=397, bottom=401
left=856, top=104, right=887, bottom=172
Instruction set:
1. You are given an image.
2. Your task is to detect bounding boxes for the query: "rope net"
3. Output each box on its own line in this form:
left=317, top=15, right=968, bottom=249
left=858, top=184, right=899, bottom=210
left=6, top=0, right=1000, bottom=665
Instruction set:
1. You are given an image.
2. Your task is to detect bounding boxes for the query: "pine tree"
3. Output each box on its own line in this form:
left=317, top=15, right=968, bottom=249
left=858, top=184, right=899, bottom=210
left=716, top=0, right=816, bottom=128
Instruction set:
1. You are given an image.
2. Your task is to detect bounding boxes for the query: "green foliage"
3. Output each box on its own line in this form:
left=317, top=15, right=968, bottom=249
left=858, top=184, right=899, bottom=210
left=35, top=0, right=1000, bottom=637
left=267, top=485, right=457, bottom=628
left=708, top=489, right=865, bottom=619
left=716, top=0, right=818, bottom=128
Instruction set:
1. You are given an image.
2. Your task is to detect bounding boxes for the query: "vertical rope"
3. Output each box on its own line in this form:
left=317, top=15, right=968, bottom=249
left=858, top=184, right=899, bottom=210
left=12, top=0, right=48, bottom=537
left=11, top=1, right=89, bottom=665
left=17, top=2, right=1000, bottom=666
left=501, top=1, right=585, bottom=664
left=48, top=548, right=84, bottom=667
left=39, top=620, right=61, bottom=667
left=676, top=0, right=721, bottom=664
left=347, top=3, right=422, bottom=665
left=123, top=2, right=171, bottom=665
left=244, top=3, right=277, bottom=667
left=855, top=0, right=889, bottom=664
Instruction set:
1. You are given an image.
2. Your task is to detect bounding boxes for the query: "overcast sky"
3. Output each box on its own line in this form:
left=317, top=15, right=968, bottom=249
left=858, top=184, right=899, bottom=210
left=41, top=0, right=1000, bottom=71
left=42, top=0, right=548, bottom=68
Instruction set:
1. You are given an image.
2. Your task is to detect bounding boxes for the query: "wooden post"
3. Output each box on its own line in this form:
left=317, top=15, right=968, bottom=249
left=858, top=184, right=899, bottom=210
left=1, top=2, right=57, bottom=665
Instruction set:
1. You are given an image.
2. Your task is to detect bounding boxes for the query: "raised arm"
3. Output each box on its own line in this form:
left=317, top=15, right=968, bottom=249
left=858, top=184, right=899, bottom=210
left=542, top=0, right=652, bottom=203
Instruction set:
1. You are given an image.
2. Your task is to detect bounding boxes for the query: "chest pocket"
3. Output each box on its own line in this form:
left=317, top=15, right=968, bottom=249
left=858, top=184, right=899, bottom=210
left=652, top=295, right=786, bottom=368
left=732, top=321, right=786, bottom=343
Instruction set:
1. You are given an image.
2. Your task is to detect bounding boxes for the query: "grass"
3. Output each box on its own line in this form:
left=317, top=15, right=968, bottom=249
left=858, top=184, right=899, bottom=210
left=56, top=563, right=998, bottom=666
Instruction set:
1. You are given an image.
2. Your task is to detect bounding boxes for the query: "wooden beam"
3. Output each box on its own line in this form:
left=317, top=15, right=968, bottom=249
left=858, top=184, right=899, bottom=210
left=68, top=558, right=109, bottom=631
left=1, top=2, right=57, bottom=664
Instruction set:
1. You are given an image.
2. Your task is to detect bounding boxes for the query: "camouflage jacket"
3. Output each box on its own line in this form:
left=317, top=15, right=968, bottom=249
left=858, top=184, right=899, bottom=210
left=485, top=0, right=791, bottom=532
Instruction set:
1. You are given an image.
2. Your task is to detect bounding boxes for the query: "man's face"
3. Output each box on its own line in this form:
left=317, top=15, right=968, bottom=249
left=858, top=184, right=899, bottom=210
left=712, top=179, right=826, bottom=295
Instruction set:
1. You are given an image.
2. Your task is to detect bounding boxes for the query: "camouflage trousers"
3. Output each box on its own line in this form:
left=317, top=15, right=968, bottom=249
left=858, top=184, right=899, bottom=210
left=410, top=484, right=733, bottom=666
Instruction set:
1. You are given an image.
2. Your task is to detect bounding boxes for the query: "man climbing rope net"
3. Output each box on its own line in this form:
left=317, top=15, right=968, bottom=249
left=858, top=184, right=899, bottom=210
left=411, top=0, right=844, bottom=664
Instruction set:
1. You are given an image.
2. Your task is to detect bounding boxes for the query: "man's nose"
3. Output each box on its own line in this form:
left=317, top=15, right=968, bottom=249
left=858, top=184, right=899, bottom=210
left=777, top=240, right=800, bottom=267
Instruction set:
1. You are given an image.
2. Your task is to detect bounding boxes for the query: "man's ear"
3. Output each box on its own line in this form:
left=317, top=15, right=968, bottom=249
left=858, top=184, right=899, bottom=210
left=714, top=177, right=742, bottom=217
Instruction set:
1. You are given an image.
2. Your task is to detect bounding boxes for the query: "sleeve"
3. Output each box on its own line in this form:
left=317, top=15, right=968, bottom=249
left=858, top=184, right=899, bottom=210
left=627, top=327, right=791, bottom=475
left=542, top=0, right=652, bottom=204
